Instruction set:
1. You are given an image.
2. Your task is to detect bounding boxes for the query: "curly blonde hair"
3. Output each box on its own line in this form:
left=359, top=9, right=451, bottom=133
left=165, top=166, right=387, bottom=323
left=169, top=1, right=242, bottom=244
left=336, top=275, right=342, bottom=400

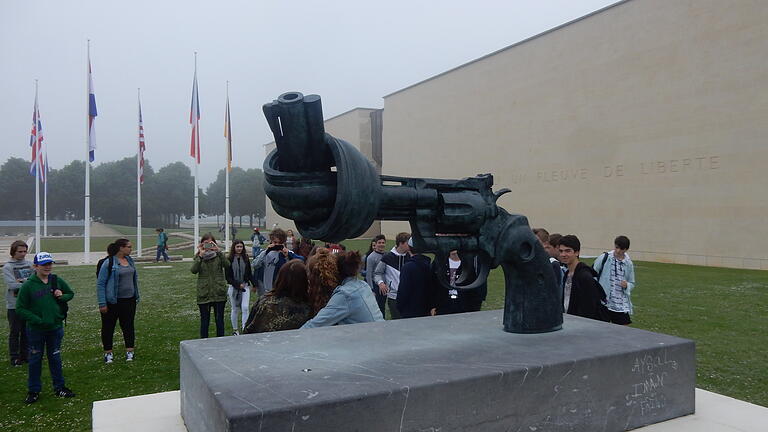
left=307, top=248, right=339, bottom=315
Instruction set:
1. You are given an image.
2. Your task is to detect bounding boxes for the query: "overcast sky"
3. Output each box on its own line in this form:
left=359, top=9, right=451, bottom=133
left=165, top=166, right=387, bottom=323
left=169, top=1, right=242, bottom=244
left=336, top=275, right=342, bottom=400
left=1, top=0, right=618, bottom=187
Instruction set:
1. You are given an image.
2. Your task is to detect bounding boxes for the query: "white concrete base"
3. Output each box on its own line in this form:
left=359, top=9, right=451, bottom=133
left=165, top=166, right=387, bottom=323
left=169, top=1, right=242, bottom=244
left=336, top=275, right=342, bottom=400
left=93, top=391, right=185, bottom=432
left=92, top=388, right=767, bottom=432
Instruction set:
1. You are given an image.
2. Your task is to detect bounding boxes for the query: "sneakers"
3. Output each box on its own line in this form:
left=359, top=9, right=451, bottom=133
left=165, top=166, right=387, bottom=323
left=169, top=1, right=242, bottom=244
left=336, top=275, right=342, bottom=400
left=126, top=351, right=135, bottom=362
left=53, top=387, right=75, bottom=398
left=104, top=352, right=114, bottom=364
left=24, top=391, right=39, bottom=404
left=232, top=330, right=240, bottom=336
left=11, top=359, right=24, bottom=367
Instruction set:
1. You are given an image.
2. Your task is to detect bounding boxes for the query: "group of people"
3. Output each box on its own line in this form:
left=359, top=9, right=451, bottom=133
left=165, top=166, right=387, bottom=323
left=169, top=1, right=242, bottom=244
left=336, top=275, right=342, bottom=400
left=3, top=225, right=634, bottom=405
left=4, top=241, right=76, bottom=404
left=189, top=228, right=384, bottom=338
left=533, top=229, right=636, bottom=325
left=363, top=232, right=488, bottom=320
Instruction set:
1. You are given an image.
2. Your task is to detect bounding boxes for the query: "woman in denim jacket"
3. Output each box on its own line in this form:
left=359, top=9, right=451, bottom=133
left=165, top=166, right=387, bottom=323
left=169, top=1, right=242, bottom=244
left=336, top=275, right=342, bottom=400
left=96, top=239, right=140, bottom=363
left=301, top=251, right=384, bottom=328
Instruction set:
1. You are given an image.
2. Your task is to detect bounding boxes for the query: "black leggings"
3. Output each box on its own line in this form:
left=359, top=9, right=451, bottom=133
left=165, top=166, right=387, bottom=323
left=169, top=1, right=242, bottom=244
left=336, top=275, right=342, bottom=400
left=199, top=301, right=226, bottom=338
left=101, top=298, right=137, bottom=351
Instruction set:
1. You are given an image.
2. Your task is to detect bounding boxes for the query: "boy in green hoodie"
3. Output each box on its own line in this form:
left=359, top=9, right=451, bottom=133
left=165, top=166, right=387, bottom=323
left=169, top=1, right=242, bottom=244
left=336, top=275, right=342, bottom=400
left=15, top=252, right=75, bottom=404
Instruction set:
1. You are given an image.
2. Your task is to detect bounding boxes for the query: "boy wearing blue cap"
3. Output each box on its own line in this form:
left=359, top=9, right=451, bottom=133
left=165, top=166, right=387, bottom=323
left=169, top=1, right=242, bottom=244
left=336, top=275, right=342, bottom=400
left=15, top=252, right=75, bottom=404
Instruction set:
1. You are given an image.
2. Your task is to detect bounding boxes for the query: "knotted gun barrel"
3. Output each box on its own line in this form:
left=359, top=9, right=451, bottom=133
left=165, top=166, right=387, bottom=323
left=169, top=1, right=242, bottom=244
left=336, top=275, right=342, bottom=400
left=263, top=92, right=562, bottom=333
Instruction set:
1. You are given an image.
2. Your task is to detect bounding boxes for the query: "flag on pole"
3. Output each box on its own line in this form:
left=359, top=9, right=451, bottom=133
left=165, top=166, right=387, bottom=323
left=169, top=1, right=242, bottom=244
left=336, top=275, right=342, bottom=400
left=138, top=99, right=146, bottom=184
left=190, top=68, right=201, bottom=164
left=224, top=94, right=232, bottom=171
left=88, top=53, right=98, bottom=162
left=29, top=99, right=46, bottom=183
left=44, top=152, right=49, bottom=192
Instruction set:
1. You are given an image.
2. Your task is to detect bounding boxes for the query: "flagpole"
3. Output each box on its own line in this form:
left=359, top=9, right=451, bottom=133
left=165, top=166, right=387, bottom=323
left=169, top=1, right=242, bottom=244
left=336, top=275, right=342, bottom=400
left=193, top=52, right=200, bottom=252
left=43, top=146, right=48, bottom=237
left=136, top=88, right=143, bottom=257
left=34, top=80, right=41, bottom=254
left=43, top=82, right=48, bottom=239
left=84, top=40, right=92, bottom=264
left=224, top=81, right=230, bottom=251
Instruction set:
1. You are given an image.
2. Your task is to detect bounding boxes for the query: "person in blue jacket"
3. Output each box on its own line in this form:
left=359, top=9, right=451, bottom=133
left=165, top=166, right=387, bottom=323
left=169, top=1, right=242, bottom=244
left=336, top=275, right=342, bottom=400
left=97, top=238, right=140, bottom=363
left=301, top=251, right=384, bottom=328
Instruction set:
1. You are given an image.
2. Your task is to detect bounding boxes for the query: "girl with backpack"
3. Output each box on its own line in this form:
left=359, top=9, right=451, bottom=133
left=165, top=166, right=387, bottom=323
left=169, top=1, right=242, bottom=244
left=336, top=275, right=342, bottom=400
left=96, top=238, right=140, bottom=363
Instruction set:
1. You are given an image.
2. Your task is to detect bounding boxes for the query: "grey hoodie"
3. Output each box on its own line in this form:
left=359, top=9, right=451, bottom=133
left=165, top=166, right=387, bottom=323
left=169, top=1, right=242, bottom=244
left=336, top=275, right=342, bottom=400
left=3, top=258, right=33, bottom=309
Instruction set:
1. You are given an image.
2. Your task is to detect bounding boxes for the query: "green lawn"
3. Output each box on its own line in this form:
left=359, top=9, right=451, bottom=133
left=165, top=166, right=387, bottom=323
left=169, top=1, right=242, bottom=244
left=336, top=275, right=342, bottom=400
left=0, top=253, right=766, bottom=431
left=106, top=224, right=195, bottom=236
left=40, top=236, right=187, bottom=254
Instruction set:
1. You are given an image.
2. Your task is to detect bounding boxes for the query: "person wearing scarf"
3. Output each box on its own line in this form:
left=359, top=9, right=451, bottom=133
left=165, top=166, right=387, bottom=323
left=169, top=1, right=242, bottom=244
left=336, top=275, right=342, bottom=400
left=190, top=234, right=231, bottom=338
left=225, top=240, right=254, bottom=335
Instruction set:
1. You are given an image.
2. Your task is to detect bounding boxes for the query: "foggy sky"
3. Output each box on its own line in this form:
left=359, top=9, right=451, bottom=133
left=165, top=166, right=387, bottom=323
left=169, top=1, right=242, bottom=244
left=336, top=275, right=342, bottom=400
left=1, top=0, right=618, bottom=187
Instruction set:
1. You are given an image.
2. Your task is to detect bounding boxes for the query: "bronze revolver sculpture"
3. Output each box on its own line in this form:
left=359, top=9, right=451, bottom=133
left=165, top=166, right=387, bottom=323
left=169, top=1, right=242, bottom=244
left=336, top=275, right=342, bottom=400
left=263, top=92, right=562, bottom=334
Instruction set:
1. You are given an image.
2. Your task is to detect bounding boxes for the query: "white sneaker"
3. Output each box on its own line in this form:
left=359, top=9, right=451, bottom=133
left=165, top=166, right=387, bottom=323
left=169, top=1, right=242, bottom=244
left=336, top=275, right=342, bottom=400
left=104, top=352, right=114, bottom=364
left=232, top=330, right=240, bottom=336
left=126, top=351, right=135, bottom=362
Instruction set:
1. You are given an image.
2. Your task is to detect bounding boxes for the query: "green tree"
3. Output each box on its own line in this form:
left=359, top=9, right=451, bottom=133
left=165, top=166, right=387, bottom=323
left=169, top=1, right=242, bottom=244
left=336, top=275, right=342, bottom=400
left=0, top=157, right=36, bottom=219
left=47, top=160, right=86, bottom=220
left=144, top=161, right=194, bottom=227
left=204, top=167, right=265, bottom=226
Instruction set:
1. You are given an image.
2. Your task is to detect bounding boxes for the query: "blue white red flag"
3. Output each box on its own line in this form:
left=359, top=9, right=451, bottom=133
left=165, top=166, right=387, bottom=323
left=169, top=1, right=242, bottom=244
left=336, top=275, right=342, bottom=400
left=29, top=95, right=46, bottom=183
left=138, top=98, right=146, bottom=184
left=88, top=53, right=98, bottom=162
left=190, top=68, right=201, bottom=164
left=224, top=94, right=232, bottom=171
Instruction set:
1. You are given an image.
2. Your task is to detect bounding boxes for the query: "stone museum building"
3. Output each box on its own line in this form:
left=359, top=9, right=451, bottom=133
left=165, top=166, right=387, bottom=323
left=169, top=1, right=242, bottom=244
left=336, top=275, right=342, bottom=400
left=266, top=0, right=768, bottom=270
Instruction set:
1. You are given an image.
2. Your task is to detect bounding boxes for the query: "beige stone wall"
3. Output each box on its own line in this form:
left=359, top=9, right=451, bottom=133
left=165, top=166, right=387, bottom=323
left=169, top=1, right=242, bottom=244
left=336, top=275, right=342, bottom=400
left=265, top=108, right=382, bottom=240
left=381, top=0, right=768, bottom=269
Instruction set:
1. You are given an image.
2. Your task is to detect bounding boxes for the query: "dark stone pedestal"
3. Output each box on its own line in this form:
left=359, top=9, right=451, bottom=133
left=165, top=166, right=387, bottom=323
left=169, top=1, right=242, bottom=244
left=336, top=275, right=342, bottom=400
left=180, top=311, right=695, bottom=432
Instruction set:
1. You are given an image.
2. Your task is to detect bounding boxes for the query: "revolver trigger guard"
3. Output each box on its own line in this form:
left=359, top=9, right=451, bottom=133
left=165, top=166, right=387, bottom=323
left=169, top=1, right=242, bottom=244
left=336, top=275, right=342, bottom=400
left=434, top=253, right=491, bottom=292
left=493, top=188, right=511, bottom=203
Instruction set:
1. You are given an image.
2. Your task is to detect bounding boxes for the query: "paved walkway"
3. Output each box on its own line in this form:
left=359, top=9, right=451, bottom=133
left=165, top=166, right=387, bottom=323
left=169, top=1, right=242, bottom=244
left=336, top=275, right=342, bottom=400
left=92, top=388, right=768, bottom=432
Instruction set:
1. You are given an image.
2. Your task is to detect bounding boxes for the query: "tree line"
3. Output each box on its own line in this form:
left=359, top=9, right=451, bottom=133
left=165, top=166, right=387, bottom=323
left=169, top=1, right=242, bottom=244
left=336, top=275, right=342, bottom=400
left=0, top=157, right=266, bottom=228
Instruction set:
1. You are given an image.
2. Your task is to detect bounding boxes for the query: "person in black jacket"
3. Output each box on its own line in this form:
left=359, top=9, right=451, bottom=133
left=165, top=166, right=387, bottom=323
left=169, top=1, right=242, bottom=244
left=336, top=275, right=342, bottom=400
left=432, top=251, right=487, bottom=315
left=225, top=240, right=255, bottom=335
left=396, top=254, right=436, bottom=318
left=558, top=235, right=608, bottom=321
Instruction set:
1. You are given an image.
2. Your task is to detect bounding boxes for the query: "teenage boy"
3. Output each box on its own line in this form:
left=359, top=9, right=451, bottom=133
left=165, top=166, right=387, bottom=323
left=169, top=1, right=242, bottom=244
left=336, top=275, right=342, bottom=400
left=3, top=240, right=33, bottom=366
left=15, top=252, right=75, bottom=404
left=558, top=235, right=607, bottom=321
left=594, top=235, right=636, bottom=325
left=252, top=228, right=303, bottom=295
left=374, top=232, right=411, bottom=320
left=365, top=235, right=387, bottom=316
left=533, top=228, right=563, bottom=290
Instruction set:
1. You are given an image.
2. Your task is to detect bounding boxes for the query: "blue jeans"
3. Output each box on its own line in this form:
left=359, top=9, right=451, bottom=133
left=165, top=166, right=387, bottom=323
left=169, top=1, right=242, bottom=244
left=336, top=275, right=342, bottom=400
left=27, top=327, right=65, bottom=392
left=156, top=246, right=169, bottom=262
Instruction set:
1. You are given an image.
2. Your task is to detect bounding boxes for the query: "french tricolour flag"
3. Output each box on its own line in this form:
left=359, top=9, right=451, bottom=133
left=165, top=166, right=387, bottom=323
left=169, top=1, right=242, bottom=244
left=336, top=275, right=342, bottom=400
left=88, top=54, right=98, bottom=162
left=190, top=68, right=201, bottom=164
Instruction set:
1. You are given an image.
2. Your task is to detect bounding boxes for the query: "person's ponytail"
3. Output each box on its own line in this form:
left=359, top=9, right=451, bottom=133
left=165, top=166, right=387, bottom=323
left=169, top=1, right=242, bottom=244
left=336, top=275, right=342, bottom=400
left=107, top=242, right=120, bottom=257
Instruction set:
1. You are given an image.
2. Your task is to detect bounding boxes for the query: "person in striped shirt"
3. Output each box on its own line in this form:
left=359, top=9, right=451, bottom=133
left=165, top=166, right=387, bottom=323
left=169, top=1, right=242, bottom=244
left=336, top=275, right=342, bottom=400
left=593, top=236, right=636, bottom=325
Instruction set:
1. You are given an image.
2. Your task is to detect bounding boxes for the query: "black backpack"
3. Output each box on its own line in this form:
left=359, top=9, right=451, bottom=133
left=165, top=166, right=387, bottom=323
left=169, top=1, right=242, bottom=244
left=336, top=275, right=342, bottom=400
left=49, top=274, right=68, bottom=325
left=595, top=252, right=610, bottom=279
left=96, top=256, right=115, bottom=280
left=593, top=253, right=612, bottom=322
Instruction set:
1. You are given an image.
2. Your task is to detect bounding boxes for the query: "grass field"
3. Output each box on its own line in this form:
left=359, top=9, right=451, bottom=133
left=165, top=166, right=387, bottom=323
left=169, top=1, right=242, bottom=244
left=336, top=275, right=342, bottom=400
left=39, top=235, right=188, bottom=254
left=106, top=224, right=194, bottom=236
left=0, top=246, right=766, bottom=431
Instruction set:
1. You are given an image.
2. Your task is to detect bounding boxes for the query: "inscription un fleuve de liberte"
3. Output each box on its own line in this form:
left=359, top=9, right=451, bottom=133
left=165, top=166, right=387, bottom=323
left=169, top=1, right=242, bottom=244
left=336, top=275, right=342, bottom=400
left=508, top=155, right=720, bottom=185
